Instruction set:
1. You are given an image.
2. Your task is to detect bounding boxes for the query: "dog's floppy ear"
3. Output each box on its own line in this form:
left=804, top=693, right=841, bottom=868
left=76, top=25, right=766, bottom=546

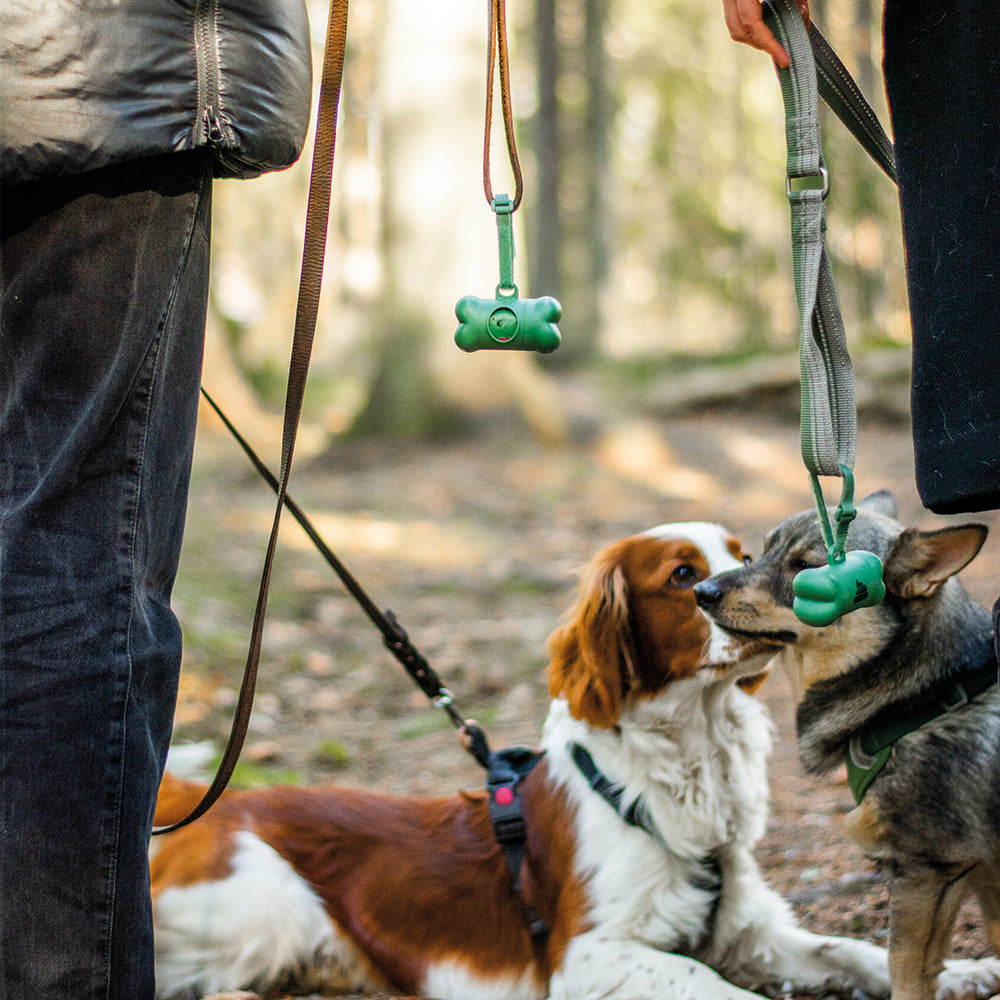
left=857, top=489, right=898, bottom=519
left=547, top=547, right=636, bottom=728
left=883, top=524, right=988, bottom=598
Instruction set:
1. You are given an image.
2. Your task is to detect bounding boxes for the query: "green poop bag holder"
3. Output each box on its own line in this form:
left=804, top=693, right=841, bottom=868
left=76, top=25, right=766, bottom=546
left=456, top=194, right=561, bottom=353
left=795, top=467, right=885, bottom=627
left=764, top=0, right=898, bottom=626
left=455, top=0, right=561, bottom=354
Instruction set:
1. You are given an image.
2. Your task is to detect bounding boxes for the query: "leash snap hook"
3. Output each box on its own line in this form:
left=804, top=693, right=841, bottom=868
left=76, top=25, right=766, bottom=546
left=831, top=464, right=858, bottom=563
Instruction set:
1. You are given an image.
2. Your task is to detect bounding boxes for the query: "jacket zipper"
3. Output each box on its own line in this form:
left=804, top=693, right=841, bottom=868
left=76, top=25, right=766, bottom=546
left=193, top=0, right=235, bottom=147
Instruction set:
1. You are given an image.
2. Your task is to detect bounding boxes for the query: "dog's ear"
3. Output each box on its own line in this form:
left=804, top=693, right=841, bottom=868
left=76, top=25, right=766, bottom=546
left=857, top=489, right=898, bottom=519
left=883, top=524, right=988, bottom=598
left=547, top=550, right=635, bottom=728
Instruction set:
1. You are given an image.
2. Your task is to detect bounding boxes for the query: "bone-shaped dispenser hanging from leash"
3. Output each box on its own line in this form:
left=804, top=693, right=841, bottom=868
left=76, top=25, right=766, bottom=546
left=791, top=467, right=886, bottom=627
left=455, top=194, right=561, bottom=353
left=454, top=0, right=561, bottom=354
left=764, top=0, right=888, bottom=626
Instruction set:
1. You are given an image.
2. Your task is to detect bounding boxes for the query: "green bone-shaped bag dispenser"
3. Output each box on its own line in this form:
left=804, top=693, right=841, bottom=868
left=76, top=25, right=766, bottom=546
left=765, top=0, right=887, bottom=626
left=454, top=195, right=562, bottom=353
left=792, top=468, right=886, bottom=627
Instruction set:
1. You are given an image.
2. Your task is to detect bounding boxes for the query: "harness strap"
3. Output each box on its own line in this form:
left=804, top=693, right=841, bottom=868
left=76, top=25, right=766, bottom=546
left=569, top=742, right=656, bottom=837
left=154, top=0, right=350, bottom=834
left=485, top=747, right=549, bottom=938
left=845, top=652, right=999, bottom=803
left=568, top=742, right=722, bottom=926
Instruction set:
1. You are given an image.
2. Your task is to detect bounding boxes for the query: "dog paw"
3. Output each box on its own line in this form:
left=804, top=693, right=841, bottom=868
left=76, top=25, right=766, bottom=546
left=937, top=958, right=1000, bottom=1000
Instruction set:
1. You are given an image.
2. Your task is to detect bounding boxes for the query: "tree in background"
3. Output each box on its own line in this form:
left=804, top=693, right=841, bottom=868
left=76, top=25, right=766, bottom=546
left=205, top=0, right=907, bottom=442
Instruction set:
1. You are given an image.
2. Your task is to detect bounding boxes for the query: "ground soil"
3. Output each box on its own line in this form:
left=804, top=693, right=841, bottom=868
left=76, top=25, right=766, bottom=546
left=173, top=393, right=1000, bottom=1000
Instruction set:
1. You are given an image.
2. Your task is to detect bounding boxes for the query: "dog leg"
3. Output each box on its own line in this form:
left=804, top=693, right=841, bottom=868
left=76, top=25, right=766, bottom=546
left=546, top=933, right=768, bottom=1000
left=701, top=848, right=890, bottom=998
left=969, top=866, right=1000, bottom=955
left=888, top=866, right=968, bottom=1000
left=734, top=924, right=891, bottom=998
left=892, top=868, right=1000, bottom=1000
left=935, top=863, right=1000, bottom=1000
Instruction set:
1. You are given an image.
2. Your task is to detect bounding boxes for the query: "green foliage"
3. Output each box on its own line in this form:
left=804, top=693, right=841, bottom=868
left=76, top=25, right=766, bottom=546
left=229, top=759, right=306, bottom=789
left=311, top=739, right=354, bottom=768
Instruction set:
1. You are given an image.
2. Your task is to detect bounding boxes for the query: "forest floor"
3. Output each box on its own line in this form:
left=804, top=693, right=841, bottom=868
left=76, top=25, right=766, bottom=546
left=172, top=379, right=1000, bottom=1000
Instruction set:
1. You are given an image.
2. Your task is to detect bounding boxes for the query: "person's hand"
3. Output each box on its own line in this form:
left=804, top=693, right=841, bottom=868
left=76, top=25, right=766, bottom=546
left=721, top=0, right=810, bottom=68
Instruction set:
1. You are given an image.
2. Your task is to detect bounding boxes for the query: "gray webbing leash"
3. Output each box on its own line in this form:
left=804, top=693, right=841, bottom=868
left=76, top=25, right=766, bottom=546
left=767, top=0, right=855, bottom=480
left=764, top=0, right=897, bottom=483
left=764, top=0, right=895, bottom=625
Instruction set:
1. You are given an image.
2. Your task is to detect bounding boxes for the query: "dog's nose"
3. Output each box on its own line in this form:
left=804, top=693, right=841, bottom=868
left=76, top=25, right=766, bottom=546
left=693, top=579, right=722, bottom=609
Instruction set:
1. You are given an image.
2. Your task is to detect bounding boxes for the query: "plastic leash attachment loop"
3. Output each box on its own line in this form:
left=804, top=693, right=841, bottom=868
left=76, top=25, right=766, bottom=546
left=792, top=465, right=886, bottom=627
left=455, top=194, right=562, bottom=353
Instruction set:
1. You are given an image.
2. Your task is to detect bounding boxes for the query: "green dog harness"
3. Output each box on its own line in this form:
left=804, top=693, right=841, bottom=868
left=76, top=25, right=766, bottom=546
left=845, top=655, right=999, bottom=804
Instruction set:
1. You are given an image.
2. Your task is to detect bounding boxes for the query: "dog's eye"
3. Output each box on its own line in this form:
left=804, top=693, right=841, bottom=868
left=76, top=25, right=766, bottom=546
left=669, top=564, right=700, bottom=588
left=742, top=554, right=753, bottom=565
left=789, top=557, right=820, bottom=573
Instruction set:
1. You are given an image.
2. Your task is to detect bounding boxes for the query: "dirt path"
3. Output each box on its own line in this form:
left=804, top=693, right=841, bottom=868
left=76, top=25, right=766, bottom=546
left=174, top=402, right=1000, bottom=1000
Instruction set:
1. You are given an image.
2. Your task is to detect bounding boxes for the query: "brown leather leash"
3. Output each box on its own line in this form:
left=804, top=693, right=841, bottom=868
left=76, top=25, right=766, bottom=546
left=154, top=0, right=350, bottom=834
left=483, top=0, right=522, bottom=210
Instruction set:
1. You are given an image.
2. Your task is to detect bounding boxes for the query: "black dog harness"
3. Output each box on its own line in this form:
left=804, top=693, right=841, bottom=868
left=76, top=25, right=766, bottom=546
left=461, top=724, right=549, bottom=940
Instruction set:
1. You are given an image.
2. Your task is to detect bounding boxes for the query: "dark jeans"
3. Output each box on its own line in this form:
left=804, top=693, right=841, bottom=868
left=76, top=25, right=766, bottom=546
left=883, top=0, right=1000, bottom=514
left=1, top=151, right=212, bottom=999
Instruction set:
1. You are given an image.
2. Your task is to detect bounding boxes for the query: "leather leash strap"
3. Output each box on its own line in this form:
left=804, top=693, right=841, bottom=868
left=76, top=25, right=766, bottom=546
left=483, top=0, right=522, bottom=209
left=154, top=0, right=350, bottom=834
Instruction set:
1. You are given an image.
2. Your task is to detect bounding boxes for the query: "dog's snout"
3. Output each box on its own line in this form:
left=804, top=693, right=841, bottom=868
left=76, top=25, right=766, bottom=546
left=694, top=579, right=722, bottom=609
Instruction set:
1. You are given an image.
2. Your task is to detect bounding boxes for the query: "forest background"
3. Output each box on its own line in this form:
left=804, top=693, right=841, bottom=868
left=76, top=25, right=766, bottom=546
left=204, top=0, right=907, bottom=446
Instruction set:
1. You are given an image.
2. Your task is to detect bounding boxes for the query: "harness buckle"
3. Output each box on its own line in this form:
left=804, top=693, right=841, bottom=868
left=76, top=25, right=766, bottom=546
left=490, top=804, right=527, bottom=845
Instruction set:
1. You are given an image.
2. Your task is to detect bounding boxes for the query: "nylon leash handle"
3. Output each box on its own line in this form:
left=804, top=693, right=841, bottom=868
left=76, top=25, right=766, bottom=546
left=766, top=0, right=855, bottom=481
left=764, top=0, right=885, bottom=626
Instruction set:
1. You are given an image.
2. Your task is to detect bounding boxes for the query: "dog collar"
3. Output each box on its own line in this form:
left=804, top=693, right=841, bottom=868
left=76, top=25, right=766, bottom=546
left=845, top=653, right=999, bottom=804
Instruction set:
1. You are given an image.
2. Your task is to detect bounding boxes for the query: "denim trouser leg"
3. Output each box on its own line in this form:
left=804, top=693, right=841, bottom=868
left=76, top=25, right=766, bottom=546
left=1, top=151, right=212, bottom=1000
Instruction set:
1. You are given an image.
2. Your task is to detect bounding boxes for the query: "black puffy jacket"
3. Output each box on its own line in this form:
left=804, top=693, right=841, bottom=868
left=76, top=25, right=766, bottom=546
left=1, top=0, right=313, bottom=184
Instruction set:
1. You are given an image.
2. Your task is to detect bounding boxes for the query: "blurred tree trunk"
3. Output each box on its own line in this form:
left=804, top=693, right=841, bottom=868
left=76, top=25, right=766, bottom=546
left=352, top=0, right=568, bottom=441
left=540, top=0, right=610, bottom=367
left=528, top=0, right=562, bottom=311
left=580, top=0, right=611, bottom=358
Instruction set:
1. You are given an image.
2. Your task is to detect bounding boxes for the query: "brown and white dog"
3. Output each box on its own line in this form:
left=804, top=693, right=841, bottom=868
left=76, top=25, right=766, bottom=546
left=151, top=523, right=891, bottom=1000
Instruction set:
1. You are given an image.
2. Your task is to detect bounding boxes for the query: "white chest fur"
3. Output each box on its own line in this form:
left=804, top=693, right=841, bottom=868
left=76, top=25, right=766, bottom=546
left=542, top=680, right=772, bottom=949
